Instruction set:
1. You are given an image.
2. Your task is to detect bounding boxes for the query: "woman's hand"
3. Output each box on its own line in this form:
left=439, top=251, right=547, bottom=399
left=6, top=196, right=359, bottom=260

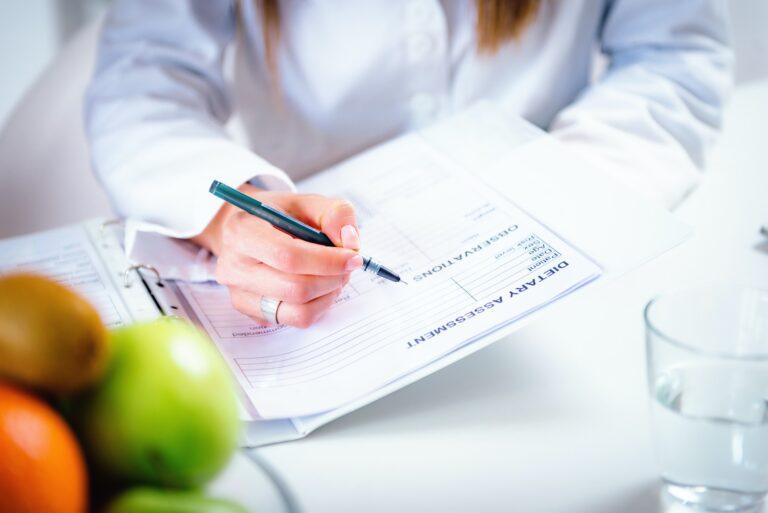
left=193, top=184, right=361, bottom=328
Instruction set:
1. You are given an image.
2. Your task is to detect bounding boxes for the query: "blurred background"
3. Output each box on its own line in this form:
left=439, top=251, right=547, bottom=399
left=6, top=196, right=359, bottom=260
left=0, top=0, right=109, bottom=126
left=1, top=0, right=767, bottom=129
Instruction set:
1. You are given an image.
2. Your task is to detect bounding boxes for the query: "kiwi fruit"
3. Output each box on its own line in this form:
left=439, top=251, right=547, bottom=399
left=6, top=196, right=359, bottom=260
left=0, top=273, right=110, bottom=393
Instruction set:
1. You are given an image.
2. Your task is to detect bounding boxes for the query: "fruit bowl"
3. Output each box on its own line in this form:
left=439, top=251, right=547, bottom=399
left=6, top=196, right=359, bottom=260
left=206, top=450, right=297, bottom=513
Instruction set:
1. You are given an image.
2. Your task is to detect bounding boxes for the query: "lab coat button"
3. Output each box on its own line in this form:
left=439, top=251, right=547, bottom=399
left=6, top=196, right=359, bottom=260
left=407, top=33, right=433, bottom=61
left=406, top=1, right=431, bottom=25
left=410, top=94, right=438, bottom=117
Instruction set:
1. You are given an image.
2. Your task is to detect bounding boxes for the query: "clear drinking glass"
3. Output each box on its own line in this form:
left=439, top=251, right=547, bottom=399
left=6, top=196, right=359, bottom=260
left=645, top=286, right=768, bottom=512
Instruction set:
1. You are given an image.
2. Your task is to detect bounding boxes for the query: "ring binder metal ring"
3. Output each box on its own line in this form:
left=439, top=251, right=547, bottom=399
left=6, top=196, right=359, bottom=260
left=98, top=219, right=125, bottom=246
left=123, top=264, right=162, bottom=289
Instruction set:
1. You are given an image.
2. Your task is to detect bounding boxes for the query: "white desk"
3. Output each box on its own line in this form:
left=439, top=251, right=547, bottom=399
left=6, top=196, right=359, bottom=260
left=221, top=80, right=768, bottom=513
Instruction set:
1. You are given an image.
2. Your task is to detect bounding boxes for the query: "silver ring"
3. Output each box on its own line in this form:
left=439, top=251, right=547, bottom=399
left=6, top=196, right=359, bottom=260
left=260, top=297, right=282, bottom=325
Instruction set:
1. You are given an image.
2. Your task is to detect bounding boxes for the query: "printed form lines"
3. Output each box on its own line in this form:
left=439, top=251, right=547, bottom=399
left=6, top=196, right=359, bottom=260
left=236, top=236, right=568, bottom=387
left=239, top=292, right=470, bottom=384
left=238, top=291, right=473, bottom=387
left=236, top=278, right=466, bottom=362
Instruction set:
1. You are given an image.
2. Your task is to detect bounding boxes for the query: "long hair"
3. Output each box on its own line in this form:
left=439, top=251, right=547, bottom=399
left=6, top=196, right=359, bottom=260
left=249, top=0, right=541, bottom=72
left=475, top=0, right=541, bottom=54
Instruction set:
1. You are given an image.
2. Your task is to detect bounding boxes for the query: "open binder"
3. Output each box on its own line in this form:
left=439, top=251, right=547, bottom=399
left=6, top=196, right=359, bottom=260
left=0, top=104, right=691, bottom=446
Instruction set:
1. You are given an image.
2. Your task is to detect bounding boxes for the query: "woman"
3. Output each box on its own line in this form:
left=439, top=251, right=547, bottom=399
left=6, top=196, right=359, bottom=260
left=85, top=0, right=732, bottom=327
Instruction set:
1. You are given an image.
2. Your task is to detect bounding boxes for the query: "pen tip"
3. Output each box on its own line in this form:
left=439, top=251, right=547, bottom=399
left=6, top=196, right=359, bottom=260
left=399, top=280, right=409, bottom=285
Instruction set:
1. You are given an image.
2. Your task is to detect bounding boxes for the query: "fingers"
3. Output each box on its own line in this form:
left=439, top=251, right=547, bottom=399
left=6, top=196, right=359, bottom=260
left=216, top=189, right=360, bottom=329
left=216, top=254, right=349, bottom=303
left=287, top=194, right=360, bottom=249
left=224, top=212, right=363, bottom=275
left=229, top=287, right=343, bottom=329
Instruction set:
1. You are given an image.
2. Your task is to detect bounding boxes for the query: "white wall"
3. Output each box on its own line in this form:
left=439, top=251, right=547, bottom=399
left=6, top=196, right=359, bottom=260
left=0, top=1, right=59, bottom=127
left=729, top=0, right=768, bottom=83
left=0, top=0, right=108, bottom=130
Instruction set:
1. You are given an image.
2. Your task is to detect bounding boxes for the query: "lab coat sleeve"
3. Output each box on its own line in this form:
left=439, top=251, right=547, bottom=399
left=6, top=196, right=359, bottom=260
left=549, top=0, right=733, bottom=208
left=84, top=0, right=295, bottom=248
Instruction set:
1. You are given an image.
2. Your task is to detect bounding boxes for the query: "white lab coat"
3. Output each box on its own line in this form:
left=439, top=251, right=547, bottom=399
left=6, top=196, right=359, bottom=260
left=85, top=0, right=732, bottom=264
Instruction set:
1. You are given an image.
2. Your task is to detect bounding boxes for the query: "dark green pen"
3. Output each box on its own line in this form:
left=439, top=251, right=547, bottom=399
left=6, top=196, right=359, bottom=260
left=209, top=180, right=403, bottom=283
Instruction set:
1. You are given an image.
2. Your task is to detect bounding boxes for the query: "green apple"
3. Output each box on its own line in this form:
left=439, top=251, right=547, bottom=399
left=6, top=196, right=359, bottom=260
left=77, top=318, right=240, bottom=488
left=104, top=487, right=249, bottom=513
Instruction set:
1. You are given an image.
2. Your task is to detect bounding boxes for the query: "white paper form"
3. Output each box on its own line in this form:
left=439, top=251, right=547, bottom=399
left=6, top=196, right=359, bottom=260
left=176, top=133, right=602, bottom=419
left=0, top=224, right=133, bottom=327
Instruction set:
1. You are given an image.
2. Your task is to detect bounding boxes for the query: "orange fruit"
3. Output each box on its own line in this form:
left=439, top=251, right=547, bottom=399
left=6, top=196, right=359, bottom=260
left=0, top=383, right=87, bottom=513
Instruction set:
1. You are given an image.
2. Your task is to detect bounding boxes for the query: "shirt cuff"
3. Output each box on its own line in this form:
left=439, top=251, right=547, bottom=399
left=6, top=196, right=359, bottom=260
left=124, top=163, right=296, bottom=282
left=549, top=117, right=701, bottom=210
